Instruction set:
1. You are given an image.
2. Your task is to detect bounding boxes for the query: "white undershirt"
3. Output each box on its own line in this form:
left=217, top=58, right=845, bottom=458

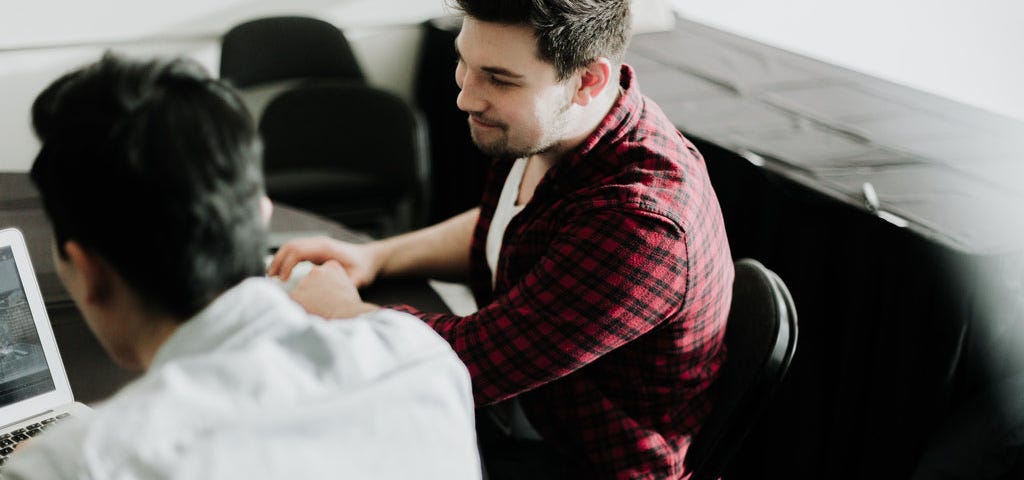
left=482, top=158, right=543, bottom=441
left=486, top=158, right=527, bottom=287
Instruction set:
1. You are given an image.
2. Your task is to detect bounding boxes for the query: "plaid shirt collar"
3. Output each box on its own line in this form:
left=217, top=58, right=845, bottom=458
left=541, top=64, right=643, bottom=194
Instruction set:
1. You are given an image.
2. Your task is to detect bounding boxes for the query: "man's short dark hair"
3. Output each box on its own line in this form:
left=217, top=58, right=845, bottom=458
left=30, top=53, right=267, bottom=319
left=451, top=0, right=632, bottom=80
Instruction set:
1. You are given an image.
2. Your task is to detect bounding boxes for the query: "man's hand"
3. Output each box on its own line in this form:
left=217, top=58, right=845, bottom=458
left=289, top=260, right=379, bottom=319
left=268, top=236, right=383, bottom=288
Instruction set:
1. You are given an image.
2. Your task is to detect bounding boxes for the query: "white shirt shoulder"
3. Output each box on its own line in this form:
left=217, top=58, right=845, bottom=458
left=5, top=279, right=479, bottom=480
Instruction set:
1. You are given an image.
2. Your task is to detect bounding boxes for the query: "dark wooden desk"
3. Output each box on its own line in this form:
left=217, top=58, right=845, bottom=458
left=625, top=19, right=1024, bottom=480
left=0, top=172, right=449, bottom=403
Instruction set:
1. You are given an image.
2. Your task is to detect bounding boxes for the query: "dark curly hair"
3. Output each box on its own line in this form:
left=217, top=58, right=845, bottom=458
left=30, top=53, right=267, bottom=319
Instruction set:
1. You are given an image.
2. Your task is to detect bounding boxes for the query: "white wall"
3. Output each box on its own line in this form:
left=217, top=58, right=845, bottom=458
left=2, top=0, right=1021, bottom=172
left=670, top=0, right=1024, bottom=123
left=0, top=0, right=450, bottom=172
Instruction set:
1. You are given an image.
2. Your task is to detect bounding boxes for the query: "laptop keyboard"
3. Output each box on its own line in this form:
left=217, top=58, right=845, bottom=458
left=0, top=412, right=70, bottom=466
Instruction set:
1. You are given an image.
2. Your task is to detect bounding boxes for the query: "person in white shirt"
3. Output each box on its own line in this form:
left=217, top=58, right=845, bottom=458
left=5, top=53, right=481, bottom=480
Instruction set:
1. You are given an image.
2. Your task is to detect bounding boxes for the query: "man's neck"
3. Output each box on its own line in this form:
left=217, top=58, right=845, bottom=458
left=538, top=81, right=623, bottom=166
left=518, top=84, right=623, bottom=205
left=135, top=316, right=181, bottom=370
left=111, top=302, right=182, bottom=371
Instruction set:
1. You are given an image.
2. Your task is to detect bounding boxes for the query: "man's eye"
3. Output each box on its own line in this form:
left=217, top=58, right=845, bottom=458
left=489, top=76, right=513, bottom=87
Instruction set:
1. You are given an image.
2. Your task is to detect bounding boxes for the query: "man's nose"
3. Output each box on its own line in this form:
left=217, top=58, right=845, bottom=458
left=455, top=72, right=486, bottom=113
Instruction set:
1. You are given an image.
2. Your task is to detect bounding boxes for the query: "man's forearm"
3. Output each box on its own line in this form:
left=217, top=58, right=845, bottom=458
left=372, top=207, right=479, bottom=281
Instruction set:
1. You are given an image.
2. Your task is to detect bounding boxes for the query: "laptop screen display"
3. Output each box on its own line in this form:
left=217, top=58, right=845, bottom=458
left=0, top=246, right=56, bottom=406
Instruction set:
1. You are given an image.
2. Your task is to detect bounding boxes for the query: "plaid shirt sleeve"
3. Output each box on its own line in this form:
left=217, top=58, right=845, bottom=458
left=389, top=64, right=732, bottom=478
left=391, top=203, right=689, bottom=405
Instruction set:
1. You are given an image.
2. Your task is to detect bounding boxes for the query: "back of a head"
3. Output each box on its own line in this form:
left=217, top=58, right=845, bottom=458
left=450, top=0, right=633, bottom=80
left=30, top=53, right=267, bottom=320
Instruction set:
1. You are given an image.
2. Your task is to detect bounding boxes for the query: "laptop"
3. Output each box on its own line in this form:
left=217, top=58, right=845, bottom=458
left=0, top=228, right=90, bottom=464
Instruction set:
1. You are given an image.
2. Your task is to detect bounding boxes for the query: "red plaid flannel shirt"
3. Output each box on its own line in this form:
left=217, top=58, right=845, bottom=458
left=394, top=65, right=733, bottom=479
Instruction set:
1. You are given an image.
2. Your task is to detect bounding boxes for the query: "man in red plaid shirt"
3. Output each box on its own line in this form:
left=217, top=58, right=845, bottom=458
left=269, top=0, right=734, bottom=477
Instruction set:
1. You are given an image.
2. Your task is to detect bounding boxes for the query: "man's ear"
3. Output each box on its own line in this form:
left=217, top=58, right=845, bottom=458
left=63, top=241, right=113, bottom=305
left=572, top=57, right=614, bottom=107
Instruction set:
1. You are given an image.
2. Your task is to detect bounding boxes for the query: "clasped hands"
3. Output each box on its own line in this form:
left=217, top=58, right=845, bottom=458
left=266, top=236, right=381, bottom=319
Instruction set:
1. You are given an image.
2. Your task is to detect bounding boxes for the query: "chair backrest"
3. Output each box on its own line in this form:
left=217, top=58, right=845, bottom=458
left=685, top=258, right=798, bottom=480
left=258, top=82, right=431, bottom=233
left=220, top=16, right=365, bottom=89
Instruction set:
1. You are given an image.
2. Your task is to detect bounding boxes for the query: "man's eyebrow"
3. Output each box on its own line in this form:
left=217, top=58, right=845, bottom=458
left=453, top=38, right=525, bottom=79
left=481, top=66, right=524, bottom=78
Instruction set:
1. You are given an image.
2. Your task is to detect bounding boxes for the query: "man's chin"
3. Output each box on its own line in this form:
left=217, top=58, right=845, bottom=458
left=470, top=131, right=540, bottom=159
left=475, top=143, right=518, bottom=159
left=470, top=135, right=507, bottom=158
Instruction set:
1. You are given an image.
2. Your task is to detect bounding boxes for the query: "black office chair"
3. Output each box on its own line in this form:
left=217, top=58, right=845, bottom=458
left=685, top=258, right=799, bottom=480
left=220, top=16, right=364, bottom=89
left=220, top=16, right=366, bottom=122
left=258, top=82, right=430, bottom=237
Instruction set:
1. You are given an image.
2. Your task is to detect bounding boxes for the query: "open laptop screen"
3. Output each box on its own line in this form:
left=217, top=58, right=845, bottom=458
left=0, top=246, right=56, bottom=406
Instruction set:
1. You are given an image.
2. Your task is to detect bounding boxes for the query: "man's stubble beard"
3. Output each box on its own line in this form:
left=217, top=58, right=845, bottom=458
left=469, top=96, right=573, bottom=160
